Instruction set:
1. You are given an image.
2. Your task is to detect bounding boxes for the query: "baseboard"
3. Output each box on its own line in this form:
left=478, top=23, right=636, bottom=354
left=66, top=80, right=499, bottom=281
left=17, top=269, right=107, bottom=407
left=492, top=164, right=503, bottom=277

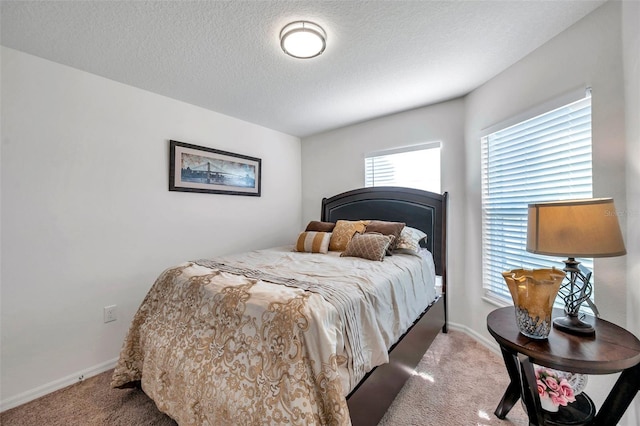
left=1, top=357, right=119, bottom=412
left=0, top=324, right=501, bottom=413
left=447, top=321, right=501, bottom=356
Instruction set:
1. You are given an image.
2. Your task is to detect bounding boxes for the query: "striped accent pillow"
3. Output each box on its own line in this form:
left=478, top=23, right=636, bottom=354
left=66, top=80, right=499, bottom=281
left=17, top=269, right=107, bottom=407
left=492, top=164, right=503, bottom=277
left=295, top=231, right=331, bottom=254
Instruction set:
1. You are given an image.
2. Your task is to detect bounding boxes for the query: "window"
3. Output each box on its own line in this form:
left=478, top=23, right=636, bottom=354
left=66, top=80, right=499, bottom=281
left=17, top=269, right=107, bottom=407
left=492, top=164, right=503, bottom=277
left=481, top=94, right=593, bottom=303
left=365, top=142, right=441, bottom=193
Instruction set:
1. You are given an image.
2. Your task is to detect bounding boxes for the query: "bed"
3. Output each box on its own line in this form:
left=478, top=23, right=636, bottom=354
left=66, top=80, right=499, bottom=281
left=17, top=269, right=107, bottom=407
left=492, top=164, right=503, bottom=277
left=111, top=186, right=448, bottom=425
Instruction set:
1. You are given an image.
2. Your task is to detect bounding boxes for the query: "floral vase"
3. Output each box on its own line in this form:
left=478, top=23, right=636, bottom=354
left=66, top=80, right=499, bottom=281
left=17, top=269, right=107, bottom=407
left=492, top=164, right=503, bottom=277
left=502, top=268, right=565, bottom=339
left=539, top=395, right=559, bottom=412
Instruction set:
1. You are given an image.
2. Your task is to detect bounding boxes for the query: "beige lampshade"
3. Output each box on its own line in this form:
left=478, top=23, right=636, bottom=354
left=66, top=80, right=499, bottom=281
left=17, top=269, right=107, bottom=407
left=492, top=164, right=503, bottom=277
left=527, top=198, right=626, bottom=257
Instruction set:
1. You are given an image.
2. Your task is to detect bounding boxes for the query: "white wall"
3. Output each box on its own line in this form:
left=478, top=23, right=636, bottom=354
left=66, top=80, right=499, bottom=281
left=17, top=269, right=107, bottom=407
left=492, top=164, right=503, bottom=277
left=2, top=0, right=637, bottom=420
left=622, top=1, right=640, bottom=424
left=302, top=1, right=636, bottom=424
left=301, top=99, right=465, bottom=220
left=465, top=0, right=627, bottom=337
left=0, top=47, right=301, bottom=409
left=301, top=99, right=466, bottom=320
left=465, top=1, right=634, bottom=422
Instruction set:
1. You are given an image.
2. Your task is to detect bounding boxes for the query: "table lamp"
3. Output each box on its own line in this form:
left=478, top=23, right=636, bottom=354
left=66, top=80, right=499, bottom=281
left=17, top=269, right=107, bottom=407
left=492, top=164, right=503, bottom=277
left=526, top=198, right=626, bottom=336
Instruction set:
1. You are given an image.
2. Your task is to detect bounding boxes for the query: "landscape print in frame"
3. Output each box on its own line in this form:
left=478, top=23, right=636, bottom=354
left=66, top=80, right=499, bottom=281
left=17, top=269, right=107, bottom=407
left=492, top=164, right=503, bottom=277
left=169, top=140, right=261, bottom=196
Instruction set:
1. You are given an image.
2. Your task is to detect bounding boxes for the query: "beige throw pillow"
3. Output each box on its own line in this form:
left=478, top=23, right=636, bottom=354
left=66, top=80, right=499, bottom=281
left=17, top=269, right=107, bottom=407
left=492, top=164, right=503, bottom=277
left=340, top=233, right=393, bottom=261
left=329, top=220, right=369, bottom=251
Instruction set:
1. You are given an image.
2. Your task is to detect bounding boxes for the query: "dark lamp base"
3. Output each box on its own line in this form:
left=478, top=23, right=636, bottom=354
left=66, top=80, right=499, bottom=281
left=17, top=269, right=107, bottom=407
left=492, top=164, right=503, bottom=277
left=553, top=315, right=595, bottom=336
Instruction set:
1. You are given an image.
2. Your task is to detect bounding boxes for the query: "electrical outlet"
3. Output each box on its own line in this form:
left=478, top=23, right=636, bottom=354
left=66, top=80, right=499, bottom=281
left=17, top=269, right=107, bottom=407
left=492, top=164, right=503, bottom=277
left=104, top=305, right=117, bottom=323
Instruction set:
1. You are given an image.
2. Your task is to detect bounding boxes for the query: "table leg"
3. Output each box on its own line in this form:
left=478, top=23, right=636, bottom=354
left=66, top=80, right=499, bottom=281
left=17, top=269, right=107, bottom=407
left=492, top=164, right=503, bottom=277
left=518, top=355, right=545, bottom=426
left=590, top=363, right=640, bottom=426
left=495, top=346, right=522, bottom=419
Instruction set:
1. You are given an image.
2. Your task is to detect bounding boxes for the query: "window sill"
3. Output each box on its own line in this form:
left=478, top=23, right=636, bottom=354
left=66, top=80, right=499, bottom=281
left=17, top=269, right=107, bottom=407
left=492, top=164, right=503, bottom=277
left=482, top=295, right=512, bottom=309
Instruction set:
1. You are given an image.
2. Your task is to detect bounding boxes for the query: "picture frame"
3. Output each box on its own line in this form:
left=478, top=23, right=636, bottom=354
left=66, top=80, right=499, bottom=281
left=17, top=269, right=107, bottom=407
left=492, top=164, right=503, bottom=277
left=169, top=140, right=261, bottom=196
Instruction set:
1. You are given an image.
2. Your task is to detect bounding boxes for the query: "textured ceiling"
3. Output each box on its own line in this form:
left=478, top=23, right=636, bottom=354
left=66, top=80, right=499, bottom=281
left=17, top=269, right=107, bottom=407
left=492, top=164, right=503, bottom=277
left=1, top=0, right=606, bottom=137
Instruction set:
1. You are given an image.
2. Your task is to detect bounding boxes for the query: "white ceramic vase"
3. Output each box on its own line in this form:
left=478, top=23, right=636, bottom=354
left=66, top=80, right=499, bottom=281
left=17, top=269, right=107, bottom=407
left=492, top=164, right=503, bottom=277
left=540, top=396, right=559, bottom=412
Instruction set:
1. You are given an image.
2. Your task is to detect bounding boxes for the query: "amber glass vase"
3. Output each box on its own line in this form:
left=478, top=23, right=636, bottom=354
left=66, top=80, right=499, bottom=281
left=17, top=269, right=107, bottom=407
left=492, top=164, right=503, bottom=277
left=502, top=268, right=565, bottom=339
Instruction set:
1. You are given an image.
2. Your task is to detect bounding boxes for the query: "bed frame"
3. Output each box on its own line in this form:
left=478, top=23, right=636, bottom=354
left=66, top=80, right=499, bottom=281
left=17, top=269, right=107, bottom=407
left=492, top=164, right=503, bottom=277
left=321, top=186, right=448, bottom=426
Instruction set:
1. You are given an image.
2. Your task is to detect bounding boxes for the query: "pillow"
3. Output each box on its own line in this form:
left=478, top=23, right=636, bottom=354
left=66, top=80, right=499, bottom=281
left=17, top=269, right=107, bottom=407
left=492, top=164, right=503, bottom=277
left=365, top=232, right=396, bottom=256
left=340, top=233, right=394, bottom=261
left=305, top=220, right=335, bottom=232
left=294, top=231, right=331, bottom=254
left=365, top=220, right=405, bottom=250
left=329, top=220, right=369, bottom=251
left=394, top=226, right=428, bottom=255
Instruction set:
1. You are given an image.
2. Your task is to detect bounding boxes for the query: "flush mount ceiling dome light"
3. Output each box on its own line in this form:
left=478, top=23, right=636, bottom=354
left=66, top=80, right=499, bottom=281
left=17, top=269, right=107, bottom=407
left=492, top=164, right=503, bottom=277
left=280, top=21, right=326, bottom=59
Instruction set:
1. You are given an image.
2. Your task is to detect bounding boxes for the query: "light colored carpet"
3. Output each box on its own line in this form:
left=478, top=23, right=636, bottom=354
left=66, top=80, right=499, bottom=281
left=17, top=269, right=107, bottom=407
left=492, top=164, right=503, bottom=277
left=379, top=330, right=527, bottom=425
left=0, top=330, right=528, bottom=425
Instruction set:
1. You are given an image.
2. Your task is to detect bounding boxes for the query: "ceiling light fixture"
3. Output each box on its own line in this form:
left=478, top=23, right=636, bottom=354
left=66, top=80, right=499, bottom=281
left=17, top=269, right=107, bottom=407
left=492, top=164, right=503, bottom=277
left=280, top=21, right=326, bottom=59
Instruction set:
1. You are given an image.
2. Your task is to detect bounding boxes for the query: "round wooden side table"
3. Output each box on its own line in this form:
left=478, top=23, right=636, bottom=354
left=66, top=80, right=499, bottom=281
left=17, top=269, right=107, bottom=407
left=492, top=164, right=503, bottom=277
left=487, top=307, right=640, bottom=426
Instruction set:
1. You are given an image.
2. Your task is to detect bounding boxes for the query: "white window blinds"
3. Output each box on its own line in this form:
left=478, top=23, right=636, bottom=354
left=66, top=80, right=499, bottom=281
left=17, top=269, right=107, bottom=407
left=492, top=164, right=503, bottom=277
left=365, top=143, right=441, bottom=193
left=481, top=95, right=593, bottom=302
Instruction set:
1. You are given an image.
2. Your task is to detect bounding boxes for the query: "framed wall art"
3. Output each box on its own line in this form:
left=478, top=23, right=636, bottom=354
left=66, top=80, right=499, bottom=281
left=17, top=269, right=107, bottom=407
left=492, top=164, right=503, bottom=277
left=169, top=140, right=261, bottom=196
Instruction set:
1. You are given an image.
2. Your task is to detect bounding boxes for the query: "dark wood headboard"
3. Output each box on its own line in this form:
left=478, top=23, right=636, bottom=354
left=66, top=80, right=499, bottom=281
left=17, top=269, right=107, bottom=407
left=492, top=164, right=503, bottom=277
left=321, top=186, right=448, bottom=278
left=321, top=187, right=448, bottom=425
